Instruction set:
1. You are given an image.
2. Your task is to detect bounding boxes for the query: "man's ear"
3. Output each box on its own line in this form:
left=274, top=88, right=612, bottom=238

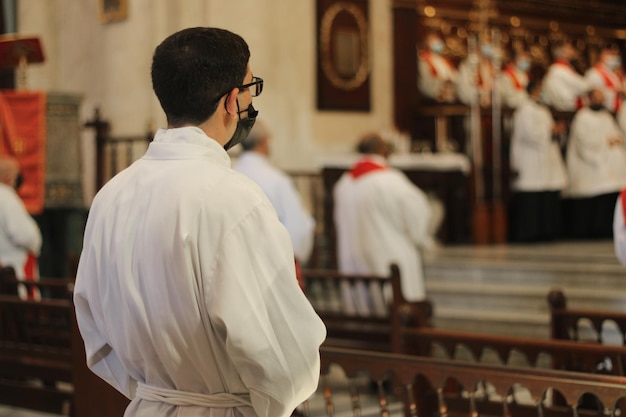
left=224, top=88, right=239, bottom=117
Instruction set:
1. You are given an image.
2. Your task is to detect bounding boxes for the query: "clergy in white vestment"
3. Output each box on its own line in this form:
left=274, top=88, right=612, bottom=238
left=542, top=40, right=590, bottom=112
left=333, top=133, right=433, bottom=317
left=417, top=32, right=458, bottom=103
left=564, top=89, right=626, bottom=239
left=508, top=79, right=568, bottom=242
left=456, top=35, right=499, bottom=108
left=73, top=27, right=326, bottom=417
left=0, top=156, right=41, bottom=300
left=234, top=120, right=316, bottom=286
left=585, top=47, right=624, bottom=114
left=500, top=50, right=531, bottom=109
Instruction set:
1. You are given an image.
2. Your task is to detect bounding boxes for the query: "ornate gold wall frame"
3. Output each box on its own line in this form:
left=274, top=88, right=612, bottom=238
left=317, top=0, right=371, bottom=111
left=99, top=0, right=128, bottom=24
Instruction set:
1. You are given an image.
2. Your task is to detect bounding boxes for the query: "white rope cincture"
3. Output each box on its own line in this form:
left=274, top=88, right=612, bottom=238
left=136, top=382, right=252, bottom=408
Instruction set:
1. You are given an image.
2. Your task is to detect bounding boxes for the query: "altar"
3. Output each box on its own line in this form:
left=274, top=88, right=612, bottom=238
left=320, top=152, right=472, bottom=266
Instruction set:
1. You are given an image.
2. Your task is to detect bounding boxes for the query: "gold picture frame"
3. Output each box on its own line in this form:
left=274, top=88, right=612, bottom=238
left=99, top=0, right=128, bottom=23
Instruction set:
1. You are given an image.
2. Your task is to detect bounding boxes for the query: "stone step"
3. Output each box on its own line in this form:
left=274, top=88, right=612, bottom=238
left=425, top=282, right=626, bottom=312
left=420, top=241, right=626, bottom=340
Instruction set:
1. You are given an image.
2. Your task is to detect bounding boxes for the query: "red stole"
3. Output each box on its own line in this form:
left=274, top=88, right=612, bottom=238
left=594, top=64, right=623, bottom=113
left=420, top=51, right=438, bottom=77
left=504, top=65, right=523, bottom=90
left=350, top=158, right=387, bottom=179
left=420, top=51, right=453, bottom=78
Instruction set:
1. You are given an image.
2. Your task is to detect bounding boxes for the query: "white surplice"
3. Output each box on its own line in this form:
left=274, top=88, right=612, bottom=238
left=542, top=62, right=590, bottom=112
left=74, top=127, right=326, bottom=417
left=510, top=97, right=567, bottom=192
left=333, top=155, right=432, bottom=313
left=234, top=151, right=315, bottom=263
left=566, top=108, right=626, bottom=198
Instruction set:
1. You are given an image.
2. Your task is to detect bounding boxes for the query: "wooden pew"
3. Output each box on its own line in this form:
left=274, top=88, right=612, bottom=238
left=302, top=264, right=432, bottom=352
left=0, top=267, right=75, bottom=415
left=313, top=345, right=626, bottom=417
left=400, top=325, right=626, bottom=375
left=0, top=266, right=131, bottom=417
left=394, top=288, right=626, bottom=376
left=548, top=288, right=626, bottom=344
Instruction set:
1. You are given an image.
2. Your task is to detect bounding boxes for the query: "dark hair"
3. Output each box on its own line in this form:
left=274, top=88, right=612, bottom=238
left=526, top=78, right=539, bottom=95
left=151, top=27, right=250, bottom=127
left=356, top=133, right=387, bottom=155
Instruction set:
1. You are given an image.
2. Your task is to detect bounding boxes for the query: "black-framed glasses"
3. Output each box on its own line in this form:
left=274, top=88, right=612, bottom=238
left=237, top=76, right=263, bottom=97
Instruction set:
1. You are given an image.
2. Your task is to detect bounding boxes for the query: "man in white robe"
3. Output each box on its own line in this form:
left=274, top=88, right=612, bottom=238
left=565, top=88, right=626, bottom=238
left=542, top=41, right=590, bottom=112
left=456, top=36, right=499, bottom=108
left=234, top=120, right=316, bottom=275
left=585, top=47, right=624, bottom=114
left=417, top=32, right=458, bottom=103
left=500, top=50, right=531, bottom=109
left=74, top=27, right=326, bottom=417
left=333, top=133, right=432, bottom=316
left=0, top=156, right=41, bottom=300
left=509, top=79, right=568, bottom=241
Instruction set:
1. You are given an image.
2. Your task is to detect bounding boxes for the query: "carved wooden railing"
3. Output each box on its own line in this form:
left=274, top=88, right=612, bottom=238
left=308, top=346, right=626, bottom=417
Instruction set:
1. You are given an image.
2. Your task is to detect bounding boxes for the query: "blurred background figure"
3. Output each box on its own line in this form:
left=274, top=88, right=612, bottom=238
left=565, top=88, right=626, bottom=239
left=457, top=33, right=499, bottom=108
left=508, top=79, right=568, bottom=242
left=542, top=40, right=590, bottom=111
left=0, top=156, right=42, bottom=300
left=418, top=32, right=458, bottom=103
left=333, top=133, right=434, bottom=316
left=500, top=50, right=531, bottom=109
left=234, top=121, right=316, bottom=287
left=585, top=46, right=624, bottom=115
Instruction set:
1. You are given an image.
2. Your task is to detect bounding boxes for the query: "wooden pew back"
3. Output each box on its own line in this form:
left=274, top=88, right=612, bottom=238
left=548, top=288, right=626, bottom=344
left=315, top=346, right=626, bottom=417
left=0, top=267, right=75, bottom=414
left=401, top=326, right=626, bottom=375
left=303, top=264, right=432, bottom=352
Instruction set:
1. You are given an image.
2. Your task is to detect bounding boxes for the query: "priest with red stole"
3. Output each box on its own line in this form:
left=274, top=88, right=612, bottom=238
left=417, top=32, right=458, bottom=103
left=333, top=133, right=433, bottom=317
left=500, top=50, right=531, bottom=109
left=585, top=47, right=624, bottom=115
left=542, top=40, right=590, bottom=111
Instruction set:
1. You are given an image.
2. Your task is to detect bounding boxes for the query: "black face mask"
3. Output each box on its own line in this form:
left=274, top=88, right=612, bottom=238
left=223, top=102, right=258, bottom=151
left=589, top=104, right=604, bottom=111
left=14, top=172, right=22, bottom=190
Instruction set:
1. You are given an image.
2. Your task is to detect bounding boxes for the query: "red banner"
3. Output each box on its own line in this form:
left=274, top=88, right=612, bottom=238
left=0, top=91, right=46, bottom=214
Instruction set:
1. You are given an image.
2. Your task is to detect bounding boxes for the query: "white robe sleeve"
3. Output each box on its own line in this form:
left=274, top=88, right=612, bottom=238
left=613, top=194, right=626, bottom=266
left=397, top=174, right=433, bottom=249
left=73, top=222, right=137, bottom=399
left=208, top=203, right=326, bottom=417
left=4, top=191, right=41, bottom=255
left=275, top=178, right=316, bottom=264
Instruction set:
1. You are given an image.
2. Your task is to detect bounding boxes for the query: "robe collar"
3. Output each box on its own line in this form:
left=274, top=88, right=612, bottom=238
left=350, top=154, right=388, bottom=179
left=144, top=127, right=231, bottom=168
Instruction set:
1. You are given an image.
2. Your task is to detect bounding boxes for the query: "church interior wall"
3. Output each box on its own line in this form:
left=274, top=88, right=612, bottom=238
left=17, top=0, right=395, bottom=172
